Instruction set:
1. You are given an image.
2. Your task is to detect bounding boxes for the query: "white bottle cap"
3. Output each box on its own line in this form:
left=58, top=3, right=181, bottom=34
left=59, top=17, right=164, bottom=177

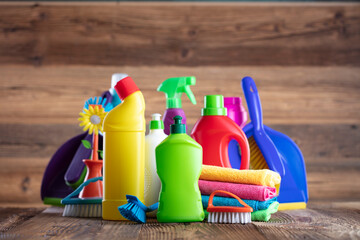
left=152, top=113, right=162, bottom=121
left=110, top=73, right=128, bottom=94
left=150, top=113, right=164, bottom=130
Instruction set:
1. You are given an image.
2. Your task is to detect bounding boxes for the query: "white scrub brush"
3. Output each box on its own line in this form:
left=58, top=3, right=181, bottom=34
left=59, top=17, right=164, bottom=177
left=207, top=190, right=253, bottom=224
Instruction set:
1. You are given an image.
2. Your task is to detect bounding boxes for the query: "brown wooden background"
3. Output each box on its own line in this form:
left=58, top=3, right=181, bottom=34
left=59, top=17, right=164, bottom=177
left=0, top=2, right=359, bottom=207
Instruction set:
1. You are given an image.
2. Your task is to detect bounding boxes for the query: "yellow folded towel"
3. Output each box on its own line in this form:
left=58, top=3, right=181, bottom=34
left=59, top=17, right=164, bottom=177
left=200, top=165, right=281, bottom=188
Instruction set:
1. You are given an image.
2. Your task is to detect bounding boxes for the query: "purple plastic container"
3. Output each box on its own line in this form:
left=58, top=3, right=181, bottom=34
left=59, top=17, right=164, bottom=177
left=163, top=108, right=187, bottom=135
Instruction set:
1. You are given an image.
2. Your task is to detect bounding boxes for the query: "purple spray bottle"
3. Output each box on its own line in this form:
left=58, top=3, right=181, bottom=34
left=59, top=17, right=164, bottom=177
left=157, top=77, right=197, bottom=135
left=224, top=97, right=248, bottom=169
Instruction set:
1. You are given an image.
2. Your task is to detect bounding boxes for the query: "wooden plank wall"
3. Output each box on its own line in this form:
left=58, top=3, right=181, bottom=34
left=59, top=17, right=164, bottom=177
left=0, top=2, right=359, bottom=66
left=0, top=2, right=359, bottom=206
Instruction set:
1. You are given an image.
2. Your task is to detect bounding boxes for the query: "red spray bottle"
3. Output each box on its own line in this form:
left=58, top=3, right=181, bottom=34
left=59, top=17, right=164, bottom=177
left=191, top=95, right=250, bottom=169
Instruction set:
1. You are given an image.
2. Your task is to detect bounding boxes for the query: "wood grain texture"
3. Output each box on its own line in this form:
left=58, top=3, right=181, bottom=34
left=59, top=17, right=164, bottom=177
left=0, top=2, right=359, bottom=66
left=1, top=124, right=359, bottom=160
left=0, top=204, right=359, bottom=240
left=254, top=205, right=360, bottom=239
left=1, top=65, right=359, bottom=125
left=0, top=208, right=44, bottom=233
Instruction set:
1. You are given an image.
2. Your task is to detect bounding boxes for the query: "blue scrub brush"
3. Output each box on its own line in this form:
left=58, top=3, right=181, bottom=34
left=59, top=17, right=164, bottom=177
left=118, top=195, right=158, bottom=223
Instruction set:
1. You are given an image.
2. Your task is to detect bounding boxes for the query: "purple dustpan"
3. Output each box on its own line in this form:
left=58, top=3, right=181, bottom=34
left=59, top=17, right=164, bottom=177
left=40, top=132, right=87, bottom=205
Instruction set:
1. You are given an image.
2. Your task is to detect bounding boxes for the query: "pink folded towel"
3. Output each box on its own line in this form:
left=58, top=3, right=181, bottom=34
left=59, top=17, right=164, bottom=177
left=198, top=180, right=277, bottom=201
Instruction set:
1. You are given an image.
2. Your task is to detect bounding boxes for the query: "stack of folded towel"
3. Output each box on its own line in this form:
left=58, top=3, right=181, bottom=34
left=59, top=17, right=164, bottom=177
left=199, top=165, right=281, bottom=222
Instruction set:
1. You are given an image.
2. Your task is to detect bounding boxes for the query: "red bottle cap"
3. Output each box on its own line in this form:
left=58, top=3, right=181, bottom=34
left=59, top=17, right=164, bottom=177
left=114, top=76, right=140, bottom=100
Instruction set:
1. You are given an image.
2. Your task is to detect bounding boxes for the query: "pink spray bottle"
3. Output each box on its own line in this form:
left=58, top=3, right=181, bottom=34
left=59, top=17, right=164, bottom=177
left=157, top=77, right=197, bottom=135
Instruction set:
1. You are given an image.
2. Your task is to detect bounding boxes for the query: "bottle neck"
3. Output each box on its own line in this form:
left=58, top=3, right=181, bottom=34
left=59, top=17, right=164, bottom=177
left=114, top=77, right=139, bottom=100
left=166, top=98, right=182, bottom=109
left=149, top=129, right=164, bottom=134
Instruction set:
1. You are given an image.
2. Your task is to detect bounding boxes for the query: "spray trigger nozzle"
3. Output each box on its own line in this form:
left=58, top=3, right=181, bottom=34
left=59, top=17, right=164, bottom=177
left=157, top=76, right=197, bottom=109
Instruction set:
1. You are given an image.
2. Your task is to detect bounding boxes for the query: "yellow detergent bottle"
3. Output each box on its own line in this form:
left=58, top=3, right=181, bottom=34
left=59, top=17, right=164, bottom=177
left=102, top=76, right=145, bottom=220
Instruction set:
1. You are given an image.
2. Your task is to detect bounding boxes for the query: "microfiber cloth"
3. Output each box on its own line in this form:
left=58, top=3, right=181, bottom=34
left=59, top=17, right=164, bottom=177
left=251, top=201, right=279, bottom=222
left=199, top=180, right=277, bottom=201
left=201, top=195, right=277, bottom=211
left=204, top=201, right=279, bottom=222
left=200, top=165, right=281, bottom=188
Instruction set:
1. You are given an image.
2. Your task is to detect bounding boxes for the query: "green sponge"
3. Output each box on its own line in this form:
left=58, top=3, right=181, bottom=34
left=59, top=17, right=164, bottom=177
left=251, top=201, right=279, bottom=222
left=204, top=201, right=279, bottom=222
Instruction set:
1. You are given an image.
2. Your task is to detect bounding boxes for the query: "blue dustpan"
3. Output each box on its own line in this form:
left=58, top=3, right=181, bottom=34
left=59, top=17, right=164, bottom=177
left=242, top=77, right=308, bottom=209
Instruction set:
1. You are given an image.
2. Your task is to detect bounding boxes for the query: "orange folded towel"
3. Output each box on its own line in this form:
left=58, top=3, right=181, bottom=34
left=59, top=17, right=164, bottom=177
left=200, top=165, right=281, bottom=188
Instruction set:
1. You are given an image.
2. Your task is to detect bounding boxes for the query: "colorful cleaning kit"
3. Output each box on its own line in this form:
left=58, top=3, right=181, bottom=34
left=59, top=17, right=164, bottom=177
left=242, top=76, right=308, bottom=210
left=43, top=72, right=308, bottom=224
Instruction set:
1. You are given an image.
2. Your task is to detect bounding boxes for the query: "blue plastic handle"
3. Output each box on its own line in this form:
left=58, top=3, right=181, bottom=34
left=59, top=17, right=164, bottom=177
left=242, top=77, right=263, bottom=130
left=61, top=177, right=103, bottom=204
left=242, top=77, right=285, bottom=176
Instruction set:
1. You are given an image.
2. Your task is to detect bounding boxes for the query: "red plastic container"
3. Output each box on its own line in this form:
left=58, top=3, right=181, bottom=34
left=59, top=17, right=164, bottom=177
left=191, top=95, right=250, bottom=169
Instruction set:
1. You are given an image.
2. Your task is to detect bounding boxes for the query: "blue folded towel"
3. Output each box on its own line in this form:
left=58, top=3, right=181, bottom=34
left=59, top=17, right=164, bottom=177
left=201, top=194, right=277, bottom=211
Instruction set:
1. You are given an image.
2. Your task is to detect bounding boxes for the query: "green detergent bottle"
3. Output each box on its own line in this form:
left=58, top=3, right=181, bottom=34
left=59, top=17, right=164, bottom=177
left=155, top=116, right=204, bottom=222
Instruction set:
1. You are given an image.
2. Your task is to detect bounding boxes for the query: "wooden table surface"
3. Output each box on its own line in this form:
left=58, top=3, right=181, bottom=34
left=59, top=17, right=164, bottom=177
left=0, top=202, right=359, bottom=239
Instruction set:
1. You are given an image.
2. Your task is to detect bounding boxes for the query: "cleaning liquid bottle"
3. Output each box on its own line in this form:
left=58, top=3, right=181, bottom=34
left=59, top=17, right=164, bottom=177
left=224, top=97, right=247, bottom=129
left=144, top=113, right=167, bottom=206
left=157, top=76, right=197, bottom=135
left=102, top=76, right=145, bottom=220
left=156, top=116, right=204, bottom=222
left=224, top=97, right=248, bottom=169
left=191, top=95, right=250, bottom=169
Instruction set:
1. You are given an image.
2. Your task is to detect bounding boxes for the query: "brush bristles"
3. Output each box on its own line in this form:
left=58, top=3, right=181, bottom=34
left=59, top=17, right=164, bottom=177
left=63, top=204, right=102, bottom=218
left=118, top=203, right=146, bottom=223
left=208, top=212, right=251, bottom=224
left=249, top=136, right=269, bottom=170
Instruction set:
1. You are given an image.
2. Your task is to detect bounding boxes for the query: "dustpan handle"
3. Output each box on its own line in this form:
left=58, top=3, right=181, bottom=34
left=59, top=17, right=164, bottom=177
left=242, top=76, right=263, bottom=130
